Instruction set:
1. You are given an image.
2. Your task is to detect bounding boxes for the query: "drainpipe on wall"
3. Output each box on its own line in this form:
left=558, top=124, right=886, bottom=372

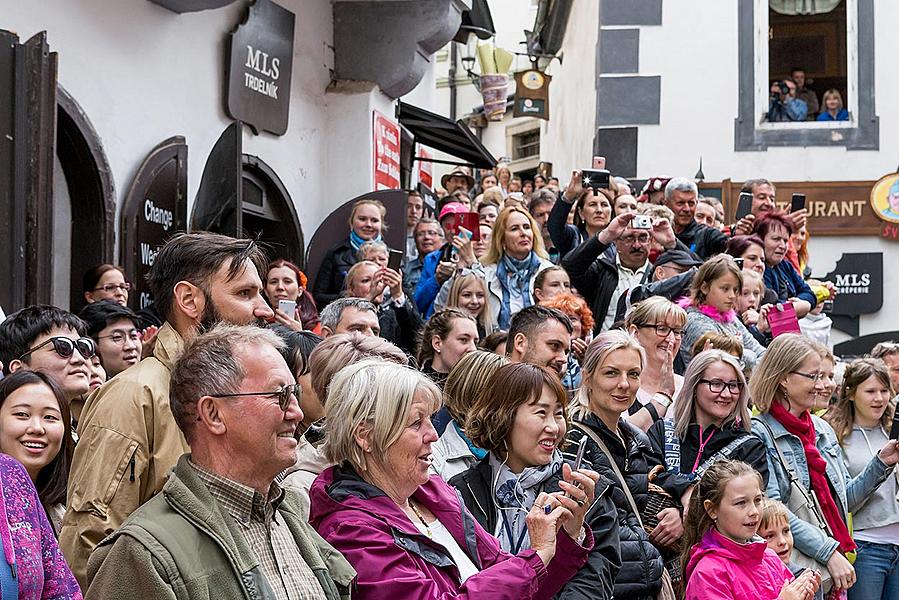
left=449, top=43, right=458, bottom=120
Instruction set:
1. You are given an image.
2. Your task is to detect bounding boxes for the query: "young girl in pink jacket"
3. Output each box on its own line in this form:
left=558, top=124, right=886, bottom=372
left=681, top=460, right=821, bottom=600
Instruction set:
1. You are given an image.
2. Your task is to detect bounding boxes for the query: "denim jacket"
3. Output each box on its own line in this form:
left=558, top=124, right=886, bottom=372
left=751, top=412, right=891, bottom=564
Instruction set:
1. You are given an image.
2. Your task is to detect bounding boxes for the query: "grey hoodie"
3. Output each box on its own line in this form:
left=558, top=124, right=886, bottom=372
left=841, top=424, right=899, bottom=533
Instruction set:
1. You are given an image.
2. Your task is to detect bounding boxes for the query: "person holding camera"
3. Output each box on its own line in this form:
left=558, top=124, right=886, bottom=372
left=562, top=211, right=683, bottom=334
left=767, top=79, right=808, bottom=122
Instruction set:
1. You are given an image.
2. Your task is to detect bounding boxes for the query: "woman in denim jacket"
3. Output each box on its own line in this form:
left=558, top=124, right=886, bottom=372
left=749, top=334, right=899, bottom=595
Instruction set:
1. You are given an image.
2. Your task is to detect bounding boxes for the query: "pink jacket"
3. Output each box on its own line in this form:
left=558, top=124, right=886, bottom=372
left=0, top=454, right=81, bottom=599
left=309, top=464, right=592, bottom=600
left=685, top=528, right=793, bottom=600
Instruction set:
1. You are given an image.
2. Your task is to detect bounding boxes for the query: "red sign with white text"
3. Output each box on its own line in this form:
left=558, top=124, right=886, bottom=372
left=373, top=111, right=401, bottom=190
left=418, top=145, right=433, bottom=188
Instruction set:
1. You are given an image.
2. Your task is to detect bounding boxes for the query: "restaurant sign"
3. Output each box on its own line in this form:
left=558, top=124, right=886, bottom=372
left=226, top=0, right=295, bottom=136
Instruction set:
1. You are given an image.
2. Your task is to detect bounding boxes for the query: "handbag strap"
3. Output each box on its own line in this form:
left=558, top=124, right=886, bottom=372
left=662, top=417, right=681, bottom=475
left=575, top=422, right=644, bottom=528
left=751, top=416, right=829, bottom=532
left=694, top=434, right=753, bottom=478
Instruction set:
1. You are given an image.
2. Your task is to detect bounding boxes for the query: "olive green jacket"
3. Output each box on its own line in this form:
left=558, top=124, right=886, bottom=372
left=85, top=455, right=355, bottom=600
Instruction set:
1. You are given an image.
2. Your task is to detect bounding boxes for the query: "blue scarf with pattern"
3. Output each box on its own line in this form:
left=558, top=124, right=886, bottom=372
left=495, top=251, right=541, bottom=329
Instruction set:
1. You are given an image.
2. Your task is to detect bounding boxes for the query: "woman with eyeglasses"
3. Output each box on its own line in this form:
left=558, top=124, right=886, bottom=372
left=449, top=362, right=619, bottom=599
left=0, top=370, right=76, bottom=538
left=82, top=264, right=130, bottom=307
left=750, top=334, right=899, bottom=595
left=680, top=255, right=767, bottom=371
left=647, top=350, right=768, bottom=520
left=623, top=297, right=687, bottom=433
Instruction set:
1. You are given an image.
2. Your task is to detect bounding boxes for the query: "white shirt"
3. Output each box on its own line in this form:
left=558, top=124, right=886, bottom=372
left=602, top=256, right=649, bottom=331
left=414, top=519, right=480, bottom=582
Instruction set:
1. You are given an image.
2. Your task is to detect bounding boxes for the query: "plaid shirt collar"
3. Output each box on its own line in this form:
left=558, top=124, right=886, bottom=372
left=189, top=458, right=285, bottom=526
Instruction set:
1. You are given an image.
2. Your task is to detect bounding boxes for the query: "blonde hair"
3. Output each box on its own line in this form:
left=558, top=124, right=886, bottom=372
left=342, top=260, right=379, bottom=295
left=482, top=206, right=549, bottom=265
left=740, top=269, right=764, bottom=293
left=482, top=186, right=504, bottom=207
left=443, top=351, right=509, bottom=424
left=748, top=333, right=818, bottom=413
left=672, top=350, right=750, bottom=439
left=625, top=296, right=687, bottom=331
left=638, top=203, right=675, bottom=223
left=446, top=273, right=497, bottom=334
left=574, top=329, right=645, bottom=416
left=691, top=333, right=743, bottom=359
left=690, top=254, right=743, bottom=306
left=822, top=88, right=844, bottom=111
left=348, top=199, right=388, bottom=230
left=759, top=498, right=790, bottom=531
left=323, top=360, right=441, bottom=472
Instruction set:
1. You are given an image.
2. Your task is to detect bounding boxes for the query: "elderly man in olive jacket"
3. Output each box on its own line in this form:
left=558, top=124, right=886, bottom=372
left=61, top=232, right=276, bottom=588
left=85, top=325, right=355, bottom=599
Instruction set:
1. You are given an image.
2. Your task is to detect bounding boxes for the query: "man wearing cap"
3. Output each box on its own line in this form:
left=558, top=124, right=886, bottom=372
left=440, top=168, right=474, bottom=199
left=638, top=177, right=671, bottom=204
left=413, top=201, right=468, bottom=315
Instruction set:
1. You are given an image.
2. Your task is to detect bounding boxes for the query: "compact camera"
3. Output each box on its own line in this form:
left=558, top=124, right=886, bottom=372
left=631, top=215, right=652, bottom=229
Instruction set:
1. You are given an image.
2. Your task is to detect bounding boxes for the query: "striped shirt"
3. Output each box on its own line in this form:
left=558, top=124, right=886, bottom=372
left=190, top=460, right=326, bottom=599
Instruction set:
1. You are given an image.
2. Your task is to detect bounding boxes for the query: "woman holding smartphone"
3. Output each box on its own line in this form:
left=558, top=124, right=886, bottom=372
left=265, top=259, right=321, bottom=334
left=450, top=362, right=620, bottom=600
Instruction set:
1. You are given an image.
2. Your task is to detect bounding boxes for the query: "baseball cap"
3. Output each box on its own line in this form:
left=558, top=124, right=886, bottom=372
left=439, top=202, right=469, bottom=222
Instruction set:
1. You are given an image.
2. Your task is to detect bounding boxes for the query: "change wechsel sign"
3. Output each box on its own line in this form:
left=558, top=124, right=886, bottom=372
left=226, top=0, right=295, bottom=135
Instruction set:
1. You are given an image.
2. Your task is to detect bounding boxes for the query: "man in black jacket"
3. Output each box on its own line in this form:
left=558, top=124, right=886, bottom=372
left=664, top=177, right=729, bottom=259
left=562, top=213, right=681, bottom=334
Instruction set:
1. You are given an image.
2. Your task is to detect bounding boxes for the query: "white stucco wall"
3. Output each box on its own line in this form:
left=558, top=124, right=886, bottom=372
left=2, top=0, right=411, bottom=258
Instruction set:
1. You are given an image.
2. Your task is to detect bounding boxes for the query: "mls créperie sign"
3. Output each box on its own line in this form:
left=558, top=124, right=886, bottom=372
left=226, top=0, right=295, bottom=136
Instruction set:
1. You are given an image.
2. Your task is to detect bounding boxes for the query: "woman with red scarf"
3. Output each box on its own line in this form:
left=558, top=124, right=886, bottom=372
left=749, top=334, right=899, bottom=595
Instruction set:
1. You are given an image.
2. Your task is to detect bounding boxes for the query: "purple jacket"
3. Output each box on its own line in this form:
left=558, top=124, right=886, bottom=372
left=309, top=464, right=592, bottom=600
left=684, top=528, right=793, bottom=600
left=0, top=454, right=81, bottom=599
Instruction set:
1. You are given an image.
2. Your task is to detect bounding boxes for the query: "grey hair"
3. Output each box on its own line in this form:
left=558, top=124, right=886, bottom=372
left=671, top=350, right=750, bottom=439
left=320, top=297, right=377, bottom=333
left=356, top=240, right=389, bottom=262
left=573, top=329, right=646, bottom=416
left=309, top=332, right=407, bottom=405
left=170, top=324, right=285, bottom=442
left=322, top=360, right=442, bottom=473
left=664, top=177, right=698, bottom=200
left=529, top=187, right=556, bottom=208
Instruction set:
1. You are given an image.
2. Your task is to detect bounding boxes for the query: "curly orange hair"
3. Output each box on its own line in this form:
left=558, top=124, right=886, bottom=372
left=540, top=292, right=594, bottom=332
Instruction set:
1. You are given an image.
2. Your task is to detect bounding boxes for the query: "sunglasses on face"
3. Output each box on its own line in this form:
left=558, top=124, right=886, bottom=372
left=19, top=336, right=96, bottom=361
left=209, top=383, right=301, bottom=412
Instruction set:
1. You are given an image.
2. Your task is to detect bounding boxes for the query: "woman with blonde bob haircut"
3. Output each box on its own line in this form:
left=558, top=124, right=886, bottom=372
left=824, top=358, right=899, bottom=600
left=564, top=329, right=673, bottom=598
left=430, top=350, right=509, bottom=480
left=624, top=296, right=688, bottom=432
left=310, top=360, right=594, bottom=600
left=647, top=350, right=768, bottom=515
left=480, top=206, right=554, bottom=330
left=750, top=334, right=899, bottom=594
left=446, top=272, right=498, bottom=337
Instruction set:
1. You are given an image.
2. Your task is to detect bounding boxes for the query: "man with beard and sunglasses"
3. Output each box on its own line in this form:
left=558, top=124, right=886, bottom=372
left=0, top=305, right=95, bottom=402
left=60, top=232, right=274, bottom=589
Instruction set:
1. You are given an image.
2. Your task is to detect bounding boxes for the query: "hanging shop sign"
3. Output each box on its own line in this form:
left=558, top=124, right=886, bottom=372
left=226, top=0, right=295, bottom=136
left=719, top=180, right=882, bottom=236
left=513, top=70, right=551, bottom=120
left=373, top=110, right=401, bottom=190
left=417, top=145, right=433, bottom=189
left=120, top=138, right=188, bottom=310
left=869, top=173, right=899, bottom=241
left=816, top=252, right=883, bottom=316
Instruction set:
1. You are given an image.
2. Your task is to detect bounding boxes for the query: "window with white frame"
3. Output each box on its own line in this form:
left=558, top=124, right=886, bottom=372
left=734, top=0, right=876, bottom=150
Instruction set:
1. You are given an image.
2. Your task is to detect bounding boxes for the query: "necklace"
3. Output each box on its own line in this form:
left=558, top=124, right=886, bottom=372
left=408, top=500, right=433, bottom=539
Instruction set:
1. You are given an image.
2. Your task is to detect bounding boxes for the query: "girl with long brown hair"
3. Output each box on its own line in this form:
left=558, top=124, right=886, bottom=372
left=824, top=358, right=899, bottom=600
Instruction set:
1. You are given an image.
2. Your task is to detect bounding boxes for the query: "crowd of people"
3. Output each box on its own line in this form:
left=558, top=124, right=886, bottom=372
left=0, top=161, right=897, bottom=600
left=768, top=67, right=849, bottom=123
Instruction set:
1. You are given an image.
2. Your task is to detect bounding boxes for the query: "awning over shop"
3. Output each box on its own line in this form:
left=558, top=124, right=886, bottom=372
left=453, top=0, right=496, bottom=43
left=396, top=101, right=497, bottom=169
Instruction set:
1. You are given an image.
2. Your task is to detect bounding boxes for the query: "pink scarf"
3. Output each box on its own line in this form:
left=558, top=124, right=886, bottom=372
left=679, top=297, right=737, bottom=324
